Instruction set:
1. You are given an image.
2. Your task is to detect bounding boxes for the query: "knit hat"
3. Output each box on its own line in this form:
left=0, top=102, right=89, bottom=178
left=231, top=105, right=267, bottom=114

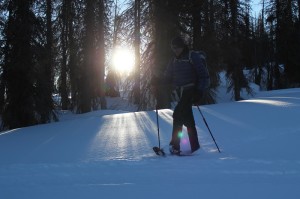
left=171, top=36, right=186, bottom=48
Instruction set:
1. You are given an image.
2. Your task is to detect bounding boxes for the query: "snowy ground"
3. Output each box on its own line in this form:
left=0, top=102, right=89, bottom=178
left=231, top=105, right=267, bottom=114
left=1, top=88, right=300, bottom=199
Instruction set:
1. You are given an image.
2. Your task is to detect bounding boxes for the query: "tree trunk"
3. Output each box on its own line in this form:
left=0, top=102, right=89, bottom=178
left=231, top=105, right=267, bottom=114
left=98, top=0, right=107, bottom=109
left=152, top=0, right=178, bottom=109
left=230, top=0, right=242, bottom=100
left=79, top=0, right=96, bottom=113
left=2, top=1, right=36, bottom=128
left=192, top=0, right=202, bottom=49
left=43, top=0, right=55, bottom=121
left=60, top=0, right=69, bottom=110
left=298, top=0, right=300, bottom=20
left=66, top=0, right=78, bottom=110
left=134, top=0, right=141, bottom=105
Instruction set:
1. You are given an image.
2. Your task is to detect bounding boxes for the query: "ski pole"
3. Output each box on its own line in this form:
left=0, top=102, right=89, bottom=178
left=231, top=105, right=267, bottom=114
left=197, top=106, right=221, bottom=153
left=155, top=105, right=161, bottom=149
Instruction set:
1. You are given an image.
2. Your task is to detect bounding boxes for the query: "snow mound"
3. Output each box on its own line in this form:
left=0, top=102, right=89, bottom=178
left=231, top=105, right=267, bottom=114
left=1, top=88, right=300, bottom=199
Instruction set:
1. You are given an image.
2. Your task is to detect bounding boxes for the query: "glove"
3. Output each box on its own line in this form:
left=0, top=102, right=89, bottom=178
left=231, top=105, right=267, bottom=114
left=193, top=90, right=205, bottom=106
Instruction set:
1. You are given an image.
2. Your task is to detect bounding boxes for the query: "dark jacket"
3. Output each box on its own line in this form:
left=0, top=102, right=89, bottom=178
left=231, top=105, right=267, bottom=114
left=164, top=50, right=210, bottom=91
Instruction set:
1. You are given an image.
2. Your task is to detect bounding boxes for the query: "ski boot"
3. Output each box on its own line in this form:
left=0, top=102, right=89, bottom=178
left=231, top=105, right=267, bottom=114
left=169, top=145, right=181, bottom=155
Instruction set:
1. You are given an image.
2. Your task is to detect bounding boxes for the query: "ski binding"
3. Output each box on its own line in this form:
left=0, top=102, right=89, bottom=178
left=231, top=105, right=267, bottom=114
left=153, top=146, right=165, bottom=156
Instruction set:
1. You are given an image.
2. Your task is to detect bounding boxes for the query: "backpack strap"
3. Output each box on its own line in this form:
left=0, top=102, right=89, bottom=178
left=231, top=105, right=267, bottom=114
left=189, top=50, right=195, bottom=65
left=189, top=50, right=210, bottom=90
left=189, top=50, right=206, bottom=65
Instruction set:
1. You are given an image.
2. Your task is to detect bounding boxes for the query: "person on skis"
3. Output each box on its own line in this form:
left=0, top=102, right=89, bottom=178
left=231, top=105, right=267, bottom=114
left=161, top=36, right=210, bottom=155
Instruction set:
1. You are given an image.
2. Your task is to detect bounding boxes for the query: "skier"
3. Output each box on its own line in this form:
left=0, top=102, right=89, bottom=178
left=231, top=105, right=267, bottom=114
left=153, top=36, right=210, bottom=155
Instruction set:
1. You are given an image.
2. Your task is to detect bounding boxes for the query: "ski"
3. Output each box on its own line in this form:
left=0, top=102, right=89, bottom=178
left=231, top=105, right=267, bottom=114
left=153, top=146, right=196, bottom=157
left=153, top=146, right=165, bottom=156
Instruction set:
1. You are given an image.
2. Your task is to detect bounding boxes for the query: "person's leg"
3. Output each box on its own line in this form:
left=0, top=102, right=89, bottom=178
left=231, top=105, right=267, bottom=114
left=180, top=89, right=200, bottom=153
left=187, top=126, right=200, bottom=152
left=169, top=125, right=182, bottom=153
left=171, top=104, right=183, bottom=151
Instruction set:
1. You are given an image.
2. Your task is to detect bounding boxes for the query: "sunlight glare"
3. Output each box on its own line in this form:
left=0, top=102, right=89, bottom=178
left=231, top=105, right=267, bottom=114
left=112, top=48, right=135, bottom=73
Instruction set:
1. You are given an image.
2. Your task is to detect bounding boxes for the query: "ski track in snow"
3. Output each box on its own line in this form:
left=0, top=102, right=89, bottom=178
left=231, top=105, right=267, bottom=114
left=1, top=89, right=300, bottom=199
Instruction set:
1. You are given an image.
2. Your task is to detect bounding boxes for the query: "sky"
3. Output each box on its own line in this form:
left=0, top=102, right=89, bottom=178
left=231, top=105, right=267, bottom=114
left=252, top=0, right=263, bottom=15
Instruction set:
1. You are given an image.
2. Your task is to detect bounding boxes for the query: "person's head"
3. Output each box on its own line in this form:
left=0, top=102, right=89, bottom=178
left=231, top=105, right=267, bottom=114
left=171, top=36, right=187, bottom=57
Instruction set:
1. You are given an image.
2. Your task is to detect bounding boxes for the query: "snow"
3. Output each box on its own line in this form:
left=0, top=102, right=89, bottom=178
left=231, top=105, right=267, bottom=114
left=1, top=88, right=300, bottom=199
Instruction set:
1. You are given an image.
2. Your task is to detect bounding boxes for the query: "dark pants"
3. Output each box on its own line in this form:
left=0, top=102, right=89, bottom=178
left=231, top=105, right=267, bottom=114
left=170, top=88, right=200, bottom=152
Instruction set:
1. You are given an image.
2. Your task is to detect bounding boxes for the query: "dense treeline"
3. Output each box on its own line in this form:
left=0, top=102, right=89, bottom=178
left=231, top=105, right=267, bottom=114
left=0, top=0, right=299, bottom=130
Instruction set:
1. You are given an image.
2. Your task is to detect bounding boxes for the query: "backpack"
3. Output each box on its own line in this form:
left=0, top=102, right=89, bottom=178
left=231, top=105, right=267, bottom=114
left=188, top=50, right=210, bottom=90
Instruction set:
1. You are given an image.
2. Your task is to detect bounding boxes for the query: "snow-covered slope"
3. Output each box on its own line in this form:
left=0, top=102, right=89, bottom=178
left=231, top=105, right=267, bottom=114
left=1, top=89, right=300, bottom=199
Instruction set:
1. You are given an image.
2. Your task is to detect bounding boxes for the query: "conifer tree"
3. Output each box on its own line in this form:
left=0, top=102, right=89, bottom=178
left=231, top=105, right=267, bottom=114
left=59, top=0, right=70, bottom=110
left=2, top=0, right=37, bottom=128
left=35, top=0, right=56, bottom=123
left=152, top=0, right=180, bottom=108
left=133, top=0, right=141, bottom=105
left=265, top=0, right=300, bottom=87
left=96, top=0, right=107, bottom=109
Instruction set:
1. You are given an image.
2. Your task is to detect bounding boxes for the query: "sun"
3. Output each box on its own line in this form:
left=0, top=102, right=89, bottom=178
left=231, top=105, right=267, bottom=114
left=112, top=48, right=135, bottom=73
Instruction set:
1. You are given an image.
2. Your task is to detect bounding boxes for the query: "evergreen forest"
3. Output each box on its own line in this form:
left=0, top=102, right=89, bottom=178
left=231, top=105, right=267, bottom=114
left=0, top=0, right=299, bottom=130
